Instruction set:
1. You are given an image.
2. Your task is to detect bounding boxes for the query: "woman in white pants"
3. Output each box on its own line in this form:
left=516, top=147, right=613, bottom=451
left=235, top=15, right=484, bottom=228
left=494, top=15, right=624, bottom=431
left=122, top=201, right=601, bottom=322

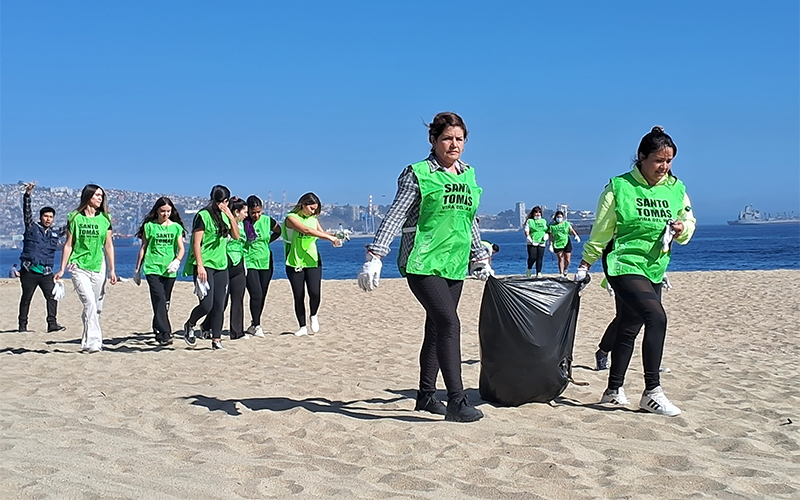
left=54, top=184, right=117, bottom=352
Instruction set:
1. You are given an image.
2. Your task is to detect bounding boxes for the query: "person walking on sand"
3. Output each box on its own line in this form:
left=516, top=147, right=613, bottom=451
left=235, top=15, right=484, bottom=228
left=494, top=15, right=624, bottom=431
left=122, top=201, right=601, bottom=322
left=243, top=195, right=281, bottom=338
left=548, top=210, right=581, bottom=277
left=17, top=181, right=66, bottom=333
left=357, top=112, right=493, bottom=423
left=54, top=184, right=117, bottom=352
left=182, top=185, right=240, bottom=351
left=574, top=126, right=695, bottom=416
left=282, top=192, right=342, bottom=337
left=523, top=206, right=548, bottom=277
left=133, top=197, right=185, bottom=346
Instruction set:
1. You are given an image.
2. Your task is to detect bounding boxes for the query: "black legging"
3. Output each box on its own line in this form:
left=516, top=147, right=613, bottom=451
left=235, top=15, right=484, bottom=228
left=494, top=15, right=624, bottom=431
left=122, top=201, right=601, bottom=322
left=286, top=265, right=322, bottom=327
left=406, top=273, right=465, bottom=403
left=145, top=274, right=175, bottom=337
left=246, top=255, right=274, bottom=327
left=188, top=267, right=229, bottom=340
left=202, top=258, right=246, bottom=337
left=526, top=245, right=545, bottom=273
left=606, top=274, right=665, bottom=391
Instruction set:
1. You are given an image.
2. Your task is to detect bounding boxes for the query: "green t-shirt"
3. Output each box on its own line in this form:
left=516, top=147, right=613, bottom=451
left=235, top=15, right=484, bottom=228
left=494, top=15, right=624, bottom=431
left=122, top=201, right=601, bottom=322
left=142, top=221, right=183, bottom=277
left=226, top=221, right=245, bottom=266
left=549, top=220, right=571, bottom=249
left=282, top=213, right=319, bottom=269
left=67, top=211, right=112, bottom=273
left=403, top=160, right=482, bottom=280
left=183, top=209, right=231, bottom=274
left=244, top=215, right=274, bottom=270
left=527, top=218, right=548, bottom=244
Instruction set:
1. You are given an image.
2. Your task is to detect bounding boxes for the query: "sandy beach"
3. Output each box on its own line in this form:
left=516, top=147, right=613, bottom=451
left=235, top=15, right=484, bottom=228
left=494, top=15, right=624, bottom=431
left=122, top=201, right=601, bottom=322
left=1, top=270, right=798, bottom=499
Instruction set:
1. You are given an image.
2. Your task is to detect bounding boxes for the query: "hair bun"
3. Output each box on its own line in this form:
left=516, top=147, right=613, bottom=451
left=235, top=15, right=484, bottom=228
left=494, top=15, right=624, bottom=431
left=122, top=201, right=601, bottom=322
left=651, top=125, right=665, bottom=134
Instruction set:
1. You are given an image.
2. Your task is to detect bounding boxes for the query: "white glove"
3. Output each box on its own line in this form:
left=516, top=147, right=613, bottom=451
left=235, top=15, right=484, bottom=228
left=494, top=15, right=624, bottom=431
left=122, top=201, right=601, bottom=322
left=52, top=280, right=66, bottom=301
left=132, top=270, right=142, bottom=286
left=469, top=258, right=494, bottom=281
left=661, top=221, right=676, bottom=252
left=526, top=235, right=533, bottom=245
left=357, top=253, right=382, bottom=291
left=573, top=266, right=589, bottom=283
left=194, top=279, right=210, bottom=299
left=166, top=259, right=181, bottom=274
left=574, top=235, right=581, bottom=243
left=662, top=273, right=673, bottom=292
left=543, top=233, right=549, bottom=241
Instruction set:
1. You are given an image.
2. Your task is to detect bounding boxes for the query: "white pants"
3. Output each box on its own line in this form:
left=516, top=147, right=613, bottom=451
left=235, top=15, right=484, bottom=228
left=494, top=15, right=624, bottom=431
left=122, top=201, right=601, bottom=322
left=71, top=262, right=107, bottom=351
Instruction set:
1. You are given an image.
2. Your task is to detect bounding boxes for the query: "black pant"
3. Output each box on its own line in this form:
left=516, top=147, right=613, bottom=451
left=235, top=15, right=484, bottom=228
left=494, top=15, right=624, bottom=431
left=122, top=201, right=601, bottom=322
left=145, top=274, right=175, bottom=338
left=606, top=274, right=665, bottom=391
left=526, top=245, right=545, bottom=273
left=18, top=268, right=58, bottom=329
left=598, top=317, right=618, bottom=353
left=406, top=273, right=465, bottom=403
left=246, top=266, right=274, bottom=327
left=286, top=265, right=322, bottom=327
left=188, top=267, right=228, bottom=340
left=201, top=259, right=247, bottom=338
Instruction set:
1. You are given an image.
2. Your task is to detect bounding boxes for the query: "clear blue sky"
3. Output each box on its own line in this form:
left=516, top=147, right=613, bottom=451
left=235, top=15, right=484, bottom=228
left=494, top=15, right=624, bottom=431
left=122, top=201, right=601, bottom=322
left=2, top=1, right=798, bottom=223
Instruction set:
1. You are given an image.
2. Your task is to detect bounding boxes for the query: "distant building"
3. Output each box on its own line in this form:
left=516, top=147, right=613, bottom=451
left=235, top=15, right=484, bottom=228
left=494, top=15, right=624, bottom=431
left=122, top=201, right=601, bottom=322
left=515, top=202, right=526, bottom=227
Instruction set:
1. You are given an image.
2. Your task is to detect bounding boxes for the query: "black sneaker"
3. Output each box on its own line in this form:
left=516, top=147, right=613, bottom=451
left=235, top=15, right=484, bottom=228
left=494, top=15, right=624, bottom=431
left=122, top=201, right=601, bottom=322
left=211, top=340, right=226, bottom=350
left=18, top=325, right=32, bottom=333
left=183, top=322, right=196, bottom=347
left=414, top=392, right=447, bottom=415
left=595, top=349, right=609, bottom=371
left=445, top=396, right=484, bottom=423
left=47, top=324, right=67, bottom=333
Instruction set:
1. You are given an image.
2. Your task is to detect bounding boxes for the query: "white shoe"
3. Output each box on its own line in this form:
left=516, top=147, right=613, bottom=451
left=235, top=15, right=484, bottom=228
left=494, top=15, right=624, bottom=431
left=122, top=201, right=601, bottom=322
left=294, top=326, right=308, bottom=337
left=310, top=316, right=320, bottom=334
left=600, top=387, right=630, bottom=406
left=659, top=366, right=672, bottom=373
left=639, top=386, right=681, bottom=416
left=253, top=325, right=265, bottom=338
left=536, top=273, right=542, bottom=278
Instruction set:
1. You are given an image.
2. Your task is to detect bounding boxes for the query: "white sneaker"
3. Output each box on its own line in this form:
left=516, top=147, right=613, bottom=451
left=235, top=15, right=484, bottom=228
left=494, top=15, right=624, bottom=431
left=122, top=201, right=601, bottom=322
left=294, top=326, right=308, bottom=337
left=536, top=273, right=542, bottom=278
left=252, top=325, right=265, bottom=338
left=639, top=386, right=681, bottom=416
left=600, top=387, right=630, bottom=406
left=659, top=366, right=672, bottom=373
left=310, top=316, right=320, bottom=334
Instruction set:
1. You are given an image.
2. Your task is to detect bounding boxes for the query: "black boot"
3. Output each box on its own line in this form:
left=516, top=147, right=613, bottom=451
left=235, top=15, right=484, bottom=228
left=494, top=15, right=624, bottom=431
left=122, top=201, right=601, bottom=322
left=414, top=391, right=447, bottom=415
left=445, top=395, right=484, bottom=423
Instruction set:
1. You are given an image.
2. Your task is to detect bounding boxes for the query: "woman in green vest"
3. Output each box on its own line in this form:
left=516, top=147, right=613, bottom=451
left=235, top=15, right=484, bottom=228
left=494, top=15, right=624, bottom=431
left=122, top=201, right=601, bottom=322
left=357, top=112, right=493, bottom=423
left=523, top=206, right=548, bottom=277
left=200, top=197, right=249, bottom=340
left=133, top=197, right=185, bottom=346
left=576, top=126, right=696, bottom=416
left=243, top=195, right=281, bottom=338
left=547, top=210, right=581, bottom=277
left=54, top=184, right=117, bottom=353
left=282, top=192, right=342, bottom=337
left=182, top=185, right=240, bottom=350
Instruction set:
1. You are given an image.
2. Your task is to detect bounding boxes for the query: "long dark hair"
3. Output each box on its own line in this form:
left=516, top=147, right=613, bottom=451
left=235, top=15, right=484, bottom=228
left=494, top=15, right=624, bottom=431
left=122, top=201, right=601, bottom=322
left=136, top=197, right=185, bottom=239
left=244, top=195, right=262, bottom=242
left=527, top=205, right=543, bottom=220
left=634, top=126, right=678, bottom=178
left=200, top=185, right=231, bottom=238
left=290, top=192, right=322, bottom=216
left=71, top=184, right=111, bottom=223
left=427, top=112, right=468, bottom=152
left=552, top=210, right=565, bottom=223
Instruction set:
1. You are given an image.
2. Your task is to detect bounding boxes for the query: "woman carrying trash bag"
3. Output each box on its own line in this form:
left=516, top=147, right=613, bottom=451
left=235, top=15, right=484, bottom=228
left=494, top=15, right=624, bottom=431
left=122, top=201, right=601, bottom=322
left=358, top=112, right=493, bottom=423
left=575, top=126, right=695, bottom=416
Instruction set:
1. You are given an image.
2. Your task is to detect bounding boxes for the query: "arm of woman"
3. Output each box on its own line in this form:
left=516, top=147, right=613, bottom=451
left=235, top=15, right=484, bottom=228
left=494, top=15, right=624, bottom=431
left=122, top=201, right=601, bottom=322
left=366, top=166, right=418, bottom=258
left=221, top=204, right=240, bottom=240
left=673, top=192, right=696, bottom=244
left=53, top=230, right=73, bottom=280
left=286, top=214, right=337, bottom=242
left=135, top=236, right=148, bottom=273
left=269, top=217, right=281, bottom=243
left=193, top=229, right=207, bottom=283
left=469, top=218, right=491, bottom=262
left=579, top=185, right=617, bottom=270
left=104, top=229, right=117, bottom=284
left=175, top=231, right=185, bottom=261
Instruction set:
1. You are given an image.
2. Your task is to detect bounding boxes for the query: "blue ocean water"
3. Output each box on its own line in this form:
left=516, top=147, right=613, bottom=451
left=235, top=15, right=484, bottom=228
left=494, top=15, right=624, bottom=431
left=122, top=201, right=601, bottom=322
left=2, top=224, right=798, bottom=280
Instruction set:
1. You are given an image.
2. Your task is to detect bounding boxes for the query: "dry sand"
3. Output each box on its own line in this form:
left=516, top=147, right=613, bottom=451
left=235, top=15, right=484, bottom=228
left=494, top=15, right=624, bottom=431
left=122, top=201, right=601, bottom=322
left=1, top=270, right=798, bottom=499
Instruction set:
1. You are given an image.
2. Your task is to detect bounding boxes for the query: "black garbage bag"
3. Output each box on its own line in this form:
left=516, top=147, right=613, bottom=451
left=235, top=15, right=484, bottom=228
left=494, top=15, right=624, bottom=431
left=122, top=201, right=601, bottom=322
left=478, top=276, right=582, bottom=406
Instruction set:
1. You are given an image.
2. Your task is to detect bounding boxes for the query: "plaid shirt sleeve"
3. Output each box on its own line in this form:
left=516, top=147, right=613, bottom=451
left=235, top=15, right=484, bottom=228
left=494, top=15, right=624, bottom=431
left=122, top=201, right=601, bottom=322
left=366, top=165, right=419, bottom=258
left=469, top=218, right=490, bottom=262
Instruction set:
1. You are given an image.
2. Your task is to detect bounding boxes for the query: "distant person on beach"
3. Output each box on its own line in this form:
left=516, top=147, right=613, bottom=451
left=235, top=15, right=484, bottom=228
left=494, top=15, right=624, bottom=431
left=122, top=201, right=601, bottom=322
left=9, top=264, right=20, bottom=278
left=133, top=197, right=185, bottom=346
left=243, top=195, right=281, bottom=338
left=282, top=192, right=342, bottom=337
left=358, top=112, right=492, bottom=423
left=523, top=205, right=548, bottom=277
left=200, top=196, right=248, bottom=340
left=17, top=182, right=65, bottom=333
left=575, top=126, right=695, bottom=416
left=54, top=184, right=117, bottom=352
left=182, top=185, right=240, bottom=350
left=481, top=240, right=500, bottom=268
left=548, top=210, right=580, bottom=276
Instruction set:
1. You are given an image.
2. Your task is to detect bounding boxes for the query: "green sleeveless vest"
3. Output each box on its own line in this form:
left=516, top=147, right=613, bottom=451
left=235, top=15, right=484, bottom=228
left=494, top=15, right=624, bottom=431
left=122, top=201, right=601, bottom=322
left=226, top=221, right=245, bottom=266
left=403, top=160, right=482, bottom=280
left=282, top=213, right=319, bottom=268
left=142, top=221, right=182, bottom=277
left=527, top=218, right=548, bottom=244
left=607, top=172, right=687, bottom=283
left=183, top=209, right=230, bottom=274
left=550, top=220, right=571, bottom=249
left=244, top=215, right=273, bottom=270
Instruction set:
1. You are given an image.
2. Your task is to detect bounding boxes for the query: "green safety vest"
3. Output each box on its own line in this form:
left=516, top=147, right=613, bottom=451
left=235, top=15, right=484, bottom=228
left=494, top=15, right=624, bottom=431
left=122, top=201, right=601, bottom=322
left=226, top=221, right=245, bottom=266
left=403, top=160, right=482, bottom=280
left=607, top=172, right=687, bottom=283
left=183, top=209, right=230, bottom=274
left=282, top=213, right=319, bottom=269
left=550, top=220, right=571, bottom=249
left=142, top=221, right=183, bottom=277
left=527, top=218, right=548, bottom=244
left=67, top=211, right=111, bottom=273
left=244, top=216, right=273, bottom=270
